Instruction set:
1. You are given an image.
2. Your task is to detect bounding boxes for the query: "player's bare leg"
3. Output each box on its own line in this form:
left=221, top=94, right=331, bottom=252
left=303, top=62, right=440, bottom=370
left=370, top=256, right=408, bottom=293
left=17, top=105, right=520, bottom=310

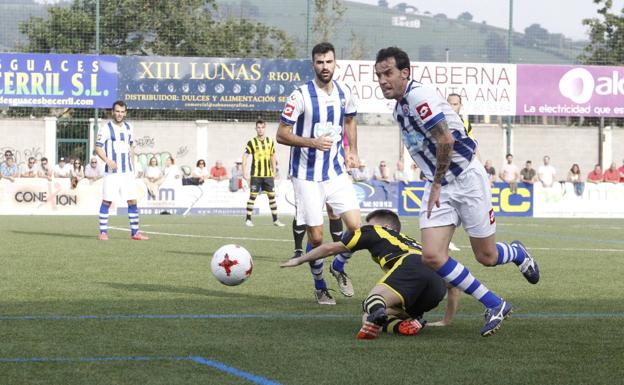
left=422, top=226, right=511, bottom=336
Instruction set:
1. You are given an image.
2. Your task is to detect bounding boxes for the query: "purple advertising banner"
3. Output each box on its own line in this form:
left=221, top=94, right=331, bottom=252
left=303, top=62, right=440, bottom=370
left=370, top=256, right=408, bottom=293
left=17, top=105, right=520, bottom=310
left=516, top=64, right=624, bottom=117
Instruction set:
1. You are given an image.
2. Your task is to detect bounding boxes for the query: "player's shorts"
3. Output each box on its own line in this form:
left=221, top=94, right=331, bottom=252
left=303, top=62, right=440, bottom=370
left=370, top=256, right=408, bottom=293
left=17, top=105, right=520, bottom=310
left=249, top=177, right=275, bottom=193
left=102, top=172, right=138, bottom=202
left=378, top=253, right=446, bottom=319
left=420, top=158, right=496, bottom=238
left=291, top=173, right=359, bottom=227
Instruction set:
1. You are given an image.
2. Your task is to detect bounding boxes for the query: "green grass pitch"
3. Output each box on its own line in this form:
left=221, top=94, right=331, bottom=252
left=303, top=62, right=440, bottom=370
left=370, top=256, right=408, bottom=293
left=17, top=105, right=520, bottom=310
left=1, top=215, right=623, bottom=384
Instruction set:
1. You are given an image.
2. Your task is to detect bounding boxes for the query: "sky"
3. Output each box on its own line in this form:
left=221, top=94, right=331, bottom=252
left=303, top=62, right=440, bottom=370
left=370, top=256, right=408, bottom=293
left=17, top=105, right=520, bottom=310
left=351, top=0, right=624, bottom=41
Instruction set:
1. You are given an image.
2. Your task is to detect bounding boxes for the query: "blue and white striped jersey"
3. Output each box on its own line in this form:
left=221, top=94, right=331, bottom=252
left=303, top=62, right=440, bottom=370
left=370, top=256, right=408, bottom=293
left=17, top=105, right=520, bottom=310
left=394, top=80, right=477, bottom=185
left=280, top=79, right=357, bottom=182
left=95, top=120, right=135, bottom=174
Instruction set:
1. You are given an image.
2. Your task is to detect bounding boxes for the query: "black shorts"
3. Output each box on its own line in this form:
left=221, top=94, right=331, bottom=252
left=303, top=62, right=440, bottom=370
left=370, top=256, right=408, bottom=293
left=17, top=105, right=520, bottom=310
left=379, top=253, right=446, bottom=319
left=249, top=177, right=275, bottom=193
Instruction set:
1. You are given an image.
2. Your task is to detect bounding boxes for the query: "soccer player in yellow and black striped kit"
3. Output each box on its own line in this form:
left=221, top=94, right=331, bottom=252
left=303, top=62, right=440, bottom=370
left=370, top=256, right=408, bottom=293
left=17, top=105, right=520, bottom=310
left=242, top=119, right=284, bottom=227
left=281, top=209, right=447, bottom=339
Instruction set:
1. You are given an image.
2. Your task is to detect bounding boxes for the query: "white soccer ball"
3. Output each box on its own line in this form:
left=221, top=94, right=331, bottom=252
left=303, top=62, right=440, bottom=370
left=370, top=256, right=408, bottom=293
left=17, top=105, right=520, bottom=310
left=210, top=244, right=253, bottom=286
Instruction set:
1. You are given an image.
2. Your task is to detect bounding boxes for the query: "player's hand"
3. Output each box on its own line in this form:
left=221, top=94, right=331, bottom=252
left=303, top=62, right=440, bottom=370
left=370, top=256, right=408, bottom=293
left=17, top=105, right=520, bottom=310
left=346, top=151, right=360, bottom=169
left=106, top=159, right=118, bottom=171
left=280, top=258, right=302, bottom=268
left=313, top=134, right=333, bottom=151
left=426, top=183, right=441, bottom=219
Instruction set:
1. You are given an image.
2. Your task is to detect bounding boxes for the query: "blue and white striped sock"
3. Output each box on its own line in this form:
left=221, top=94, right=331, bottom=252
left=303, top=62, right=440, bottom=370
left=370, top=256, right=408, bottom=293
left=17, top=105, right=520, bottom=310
left=331, top=252, right=351, bottom=273
left=307, top=242, right=327, bottom=290
left=496, top=242, right=527, bottom=266
left=128, top=204, right=139, bottom=236
left=99, top=203, right=110, bottom=234
left=436, top=257, right=502, bottom=309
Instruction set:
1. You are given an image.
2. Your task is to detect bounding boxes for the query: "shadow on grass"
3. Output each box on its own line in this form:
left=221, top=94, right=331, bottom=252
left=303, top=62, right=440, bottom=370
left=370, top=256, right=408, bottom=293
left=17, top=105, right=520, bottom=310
left=11, top=230, right=94, bottom=240
left=99, top=282, right=289, bottom=302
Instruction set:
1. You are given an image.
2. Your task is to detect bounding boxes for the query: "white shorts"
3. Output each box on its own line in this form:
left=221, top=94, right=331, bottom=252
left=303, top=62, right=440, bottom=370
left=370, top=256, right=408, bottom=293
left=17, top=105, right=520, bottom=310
left=419, top=159, right=496, bottom=238
left=102, top=172, right=138, bottom=202
left=292, top=173, right=360, bottom=227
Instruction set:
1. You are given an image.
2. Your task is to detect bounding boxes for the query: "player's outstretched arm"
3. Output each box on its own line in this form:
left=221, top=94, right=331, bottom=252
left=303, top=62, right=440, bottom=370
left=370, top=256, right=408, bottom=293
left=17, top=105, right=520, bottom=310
left=429, top=286, right=461, bottom=327
left=280, top=242, right=349, bottom=268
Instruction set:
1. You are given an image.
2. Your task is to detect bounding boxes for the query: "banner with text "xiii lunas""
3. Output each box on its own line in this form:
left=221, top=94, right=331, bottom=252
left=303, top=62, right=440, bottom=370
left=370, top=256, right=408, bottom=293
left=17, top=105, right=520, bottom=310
left=118, top=56, right=314, bottom=111
left=0, top=53, right=117, bottom=108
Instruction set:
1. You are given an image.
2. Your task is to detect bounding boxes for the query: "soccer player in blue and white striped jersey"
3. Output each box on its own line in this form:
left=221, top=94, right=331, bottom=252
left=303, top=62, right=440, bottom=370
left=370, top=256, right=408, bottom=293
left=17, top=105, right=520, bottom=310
left=94, top=100, right=149, bottom=241
left=375, top=47, right=540, bottom=336
left=277, top=42, right=361, bottom=305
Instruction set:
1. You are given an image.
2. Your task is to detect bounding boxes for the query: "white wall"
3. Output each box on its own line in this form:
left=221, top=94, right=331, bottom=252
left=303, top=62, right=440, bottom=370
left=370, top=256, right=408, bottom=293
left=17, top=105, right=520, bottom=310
left=2, top=118, right=622, bottom=181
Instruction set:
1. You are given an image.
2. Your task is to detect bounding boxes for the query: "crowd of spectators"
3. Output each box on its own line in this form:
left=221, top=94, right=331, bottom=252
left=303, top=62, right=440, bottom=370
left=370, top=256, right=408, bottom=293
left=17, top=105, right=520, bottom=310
left=486, top=154, right=624, bottom=197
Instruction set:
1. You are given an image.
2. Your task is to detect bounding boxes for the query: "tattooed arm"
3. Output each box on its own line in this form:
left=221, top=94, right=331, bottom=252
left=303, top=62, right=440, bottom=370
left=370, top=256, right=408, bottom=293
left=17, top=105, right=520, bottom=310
left=426, top=120, right=455, bottom=218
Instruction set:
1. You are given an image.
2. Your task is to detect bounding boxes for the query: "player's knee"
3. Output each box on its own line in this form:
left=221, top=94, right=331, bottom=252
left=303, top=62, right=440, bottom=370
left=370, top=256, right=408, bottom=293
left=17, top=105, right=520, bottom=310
left=307, top=233, right=323, bottom=247
left=475, top=251, right=498, bottom=266
left=421, top=249, right=445, bottom=269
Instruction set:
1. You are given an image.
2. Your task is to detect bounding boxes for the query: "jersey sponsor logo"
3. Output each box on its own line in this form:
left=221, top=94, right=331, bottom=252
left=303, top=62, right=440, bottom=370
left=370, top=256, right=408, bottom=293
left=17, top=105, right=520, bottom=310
left=489, top=208, right=495, bottom=224
left=313, top=122, right=342, bottom=141
left=283, top=103, right=295, bottom=118
left=416, top=102, right=432, bottom=120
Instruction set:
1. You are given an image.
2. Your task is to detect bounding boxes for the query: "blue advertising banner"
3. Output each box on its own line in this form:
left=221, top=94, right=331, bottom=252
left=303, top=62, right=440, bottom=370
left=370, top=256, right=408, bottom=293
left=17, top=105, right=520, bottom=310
left=398, top=182, right=533, bottom=217
left=353, top=181, right=398, bottom=212
left=0, top=53, right=117, bottom=108
left=118, top=56, right=314, bottom=111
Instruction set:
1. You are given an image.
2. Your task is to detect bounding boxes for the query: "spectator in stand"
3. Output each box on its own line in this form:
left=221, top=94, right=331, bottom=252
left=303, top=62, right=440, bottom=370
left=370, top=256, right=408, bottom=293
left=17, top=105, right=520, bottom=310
left=373, top=160, right=392, bottom=183
left=407, top=162, right=423, bottom=182
left=209, top=160, right=228, bottom=181
left=192, top=159, right=209, bottom=183
left=0, top=156, right=18, bottom=182
left=499, top=153, right=519, bottom=194
left=162, top=156, right=181, bottom=185
left=84, top=157, right=104, bottom=181
left=20, top=157, right=39, bottom=178
left=566, top=163, right=584, bottom=196
left=587, top=164, right=603, bottom=184
left=484, top=159, right=496, bottom=186
left=70, top=158, right=85, bottom=189
left=350, top=160, right=371, bottom=182
left=144, top=156, right=163, bottom=198
left=603, top=162, right=620, bottom=183
left=230, top=158, right=244, bottom=192
left=38, top=157, right=53, bottom=180
left=537, top=155, right=556, bottom=188
left=2, top=150, right=13, bottom=167
left=619, top=159, right=624, bottom=183
left=520, top=160, right=536, bottom=185
left=54, top=157, right=72, bottom=178
left=393, top=158, right=409, bottom=184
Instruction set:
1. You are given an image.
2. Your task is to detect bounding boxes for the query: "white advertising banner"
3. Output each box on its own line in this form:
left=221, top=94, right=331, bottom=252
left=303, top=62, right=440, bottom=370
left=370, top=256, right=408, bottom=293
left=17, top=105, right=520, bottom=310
left=0, top=178, right=297, bottom=216
left=335, top=60, right=517, bottom=116
left=532, top=182, right=624, bottom=218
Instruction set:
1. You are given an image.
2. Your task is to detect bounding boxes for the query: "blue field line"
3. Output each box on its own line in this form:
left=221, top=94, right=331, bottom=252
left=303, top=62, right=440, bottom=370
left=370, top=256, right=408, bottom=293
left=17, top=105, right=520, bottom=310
left=1, top=312, right=624, bottom=322
left=0, top=313, right=354, bottom=321
left=0, top=355, right=283, bottom=385
left=189, top=356, right=282, bottom=385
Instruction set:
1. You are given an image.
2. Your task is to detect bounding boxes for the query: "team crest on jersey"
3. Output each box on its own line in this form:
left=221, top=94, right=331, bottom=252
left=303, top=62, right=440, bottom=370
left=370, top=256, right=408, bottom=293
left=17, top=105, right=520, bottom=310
left=402, top=104, right=410, bottom=116
left=283, top=103, right=295, bottom=118
left=341, top=98, right=346, bottom=108
left=97, top=134, right=102, bottom=141
left=416, top=102, right=432, bottom=119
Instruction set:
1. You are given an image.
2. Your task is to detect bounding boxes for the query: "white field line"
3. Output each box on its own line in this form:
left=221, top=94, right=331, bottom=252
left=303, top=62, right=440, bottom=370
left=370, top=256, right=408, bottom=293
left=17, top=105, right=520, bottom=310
left=109, top=226, right=624, bottom=252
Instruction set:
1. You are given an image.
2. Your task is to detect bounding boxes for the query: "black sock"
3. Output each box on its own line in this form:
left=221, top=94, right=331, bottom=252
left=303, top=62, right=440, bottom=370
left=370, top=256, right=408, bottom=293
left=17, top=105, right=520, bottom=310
left=292, top=218, right=306, bottom=250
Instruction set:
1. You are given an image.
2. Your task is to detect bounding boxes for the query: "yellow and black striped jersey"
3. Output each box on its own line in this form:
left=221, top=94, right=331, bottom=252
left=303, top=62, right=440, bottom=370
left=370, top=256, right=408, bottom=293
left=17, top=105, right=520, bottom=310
left=341, top=225, right=422, bottom=269
left=461, top=115, right=473, bottom=139
left=245, top=137, right=275, bottom=178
